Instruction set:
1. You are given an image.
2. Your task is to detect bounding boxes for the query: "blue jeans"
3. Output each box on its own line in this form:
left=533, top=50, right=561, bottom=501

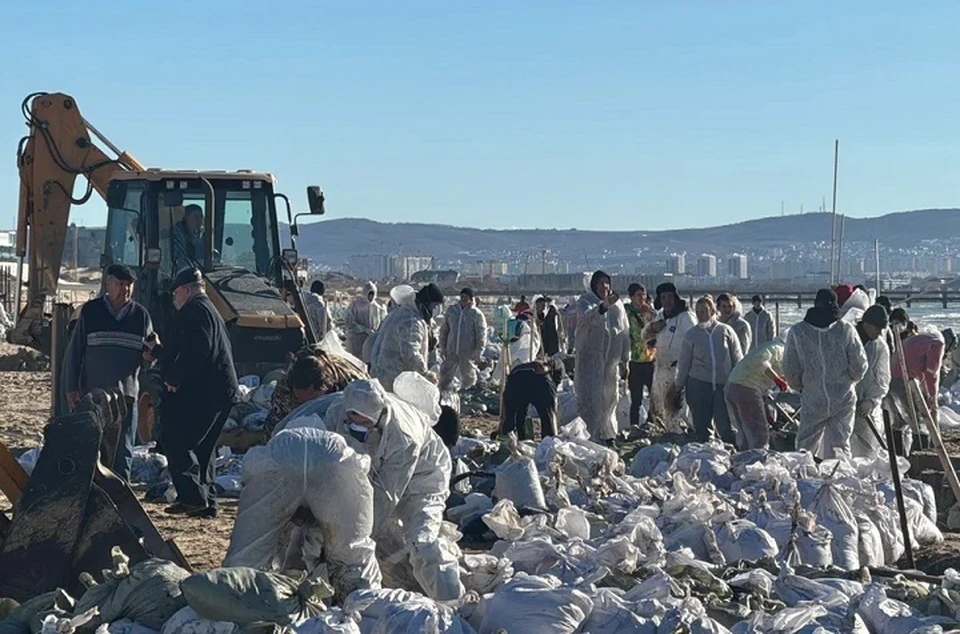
left=112, top=396, right=138, bottom=482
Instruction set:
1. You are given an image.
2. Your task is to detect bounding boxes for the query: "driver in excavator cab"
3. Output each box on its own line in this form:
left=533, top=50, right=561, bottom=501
left=171, top=204, right=204, bottom=271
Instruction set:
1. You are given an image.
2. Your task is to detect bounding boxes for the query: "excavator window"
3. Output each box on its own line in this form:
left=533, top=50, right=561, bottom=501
left=105, top=184, right=144, bottom=269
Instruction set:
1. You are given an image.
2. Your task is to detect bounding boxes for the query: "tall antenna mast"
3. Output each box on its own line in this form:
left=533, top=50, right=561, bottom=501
left=829, top=140, right=840, bottom=285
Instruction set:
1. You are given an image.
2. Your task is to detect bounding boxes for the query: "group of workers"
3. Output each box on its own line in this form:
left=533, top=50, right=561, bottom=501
left=61, top=260, right=960, bottom=603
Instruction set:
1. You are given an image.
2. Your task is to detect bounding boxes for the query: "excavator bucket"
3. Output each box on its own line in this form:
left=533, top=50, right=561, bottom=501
left=0, top=388, right=190, bottom=602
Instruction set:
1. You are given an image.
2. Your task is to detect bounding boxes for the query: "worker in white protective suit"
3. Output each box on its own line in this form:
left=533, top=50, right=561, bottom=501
left=344, top=282, right=385, bottom=360
left=783, top=288, right=868, bottom=460
left=438, top=288, right=487, bottom=391
left=851, top=305, right=892, bottom=458
left=302, top=280, right=333, bottom=340
left=574, top=270, right=630, bottom=444
left=369, top=284, right=444, bottom=391
left=222, top=427, right=382, bottom=602
left=324, top=378, right=464, bottom=601
left=642, top=282, right=697, bottom=431
left=745, top=295, right=776, bottom=351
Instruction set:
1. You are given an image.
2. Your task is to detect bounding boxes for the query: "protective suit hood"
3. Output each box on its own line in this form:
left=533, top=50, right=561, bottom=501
left=363, top=281, right=378, bottom=300
left=343, top=379, right=388, bottom=424
left=804, top=305, right=841, bottom=329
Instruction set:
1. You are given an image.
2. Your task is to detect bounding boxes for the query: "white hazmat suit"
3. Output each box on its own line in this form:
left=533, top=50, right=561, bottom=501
left=852, top=335, right=892, bottom=459
left=642, top=299, right=697, bottom=432
left=439, top=301, right=487, bottom=391
left=303, top=291, right=332, bottom=339
left=222, top=427, right=382, bottom=602
left=325, top=378, right=464, bottom=601
left=783, top=307, right=868, bottom=459
left=369, top=290, right=432, bottom=391
left=574, top=291, right=630, bottom=441
left=345, top=282, right=385, bottom=360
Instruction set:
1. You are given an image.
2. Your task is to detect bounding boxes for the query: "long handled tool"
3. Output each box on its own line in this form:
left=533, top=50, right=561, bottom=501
left=883, top=406, right=914, bottom=569
left=910, top=377, right=960, bottom=507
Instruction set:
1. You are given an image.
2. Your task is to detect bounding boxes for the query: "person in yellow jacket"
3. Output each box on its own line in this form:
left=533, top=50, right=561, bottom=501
left=725, top=337, right=789, bottom=450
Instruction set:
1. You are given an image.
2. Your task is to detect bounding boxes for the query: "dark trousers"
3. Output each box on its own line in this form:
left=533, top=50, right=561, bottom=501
left=628, top=361, right=654, bottom=427
left=160, top=402, right=230, bottom=509
left=502, top=369, right=558, bottom=441
left=686, top=377, right=736, bottom=445
left=112, top=396, right=138, bottom=482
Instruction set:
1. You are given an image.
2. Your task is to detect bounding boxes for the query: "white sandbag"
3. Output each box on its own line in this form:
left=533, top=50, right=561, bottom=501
left=855, top=584, right=947, bottom=634
left=493, top=436, right=547, bottom=510
left=340, top=589, right=424, bottom=628
left=714, top=520, right=779, bottom=564
left=296, top=609, right=361, bottom=634
left=160, top=608, right=235, bottom=634
left=727, top=569, right=776, bottom=598
left=629, top=444, right=680, bottom=479
left=807, top=482, right=860, bottom=570
left=557, top=391, right=579, bottom=427
left=792, top=514, right=833, bottom=568
left=856, top=513, right=885, bottom=568
left=906, top=498, right=944, bottom=547
left=555, top=507, right=590, bottom=541
left=446, top=493, right=494, bottom=529
left=579, top=590, right=656, bottom=634
left=482, top=499, right=525, bottom=541
left=459, top=555, right=514, bottom=594
left=477, top=575, right=593, bottom=634
left=368, top=598, right=475, bottom=634
left=656, top=597, right=732, bottom=634
left=774, top=567, right=848, bottom=607
left=100, top=620, right=159, bottom=634
left=595, top=536, right=640, bottom=574
left=393, top=372, right=442, bottom=421
left=730, top=604, right=827, bottom=634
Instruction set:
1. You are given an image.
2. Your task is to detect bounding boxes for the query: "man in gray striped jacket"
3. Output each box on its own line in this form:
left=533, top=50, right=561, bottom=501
left=64, top=264, right=153, bottom=482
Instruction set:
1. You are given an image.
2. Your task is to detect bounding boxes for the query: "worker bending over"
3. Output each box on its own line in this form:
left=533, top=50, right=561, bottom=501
left=325, top=378, right=464, bottom=601
left=223, top=427, right=382, bottom=602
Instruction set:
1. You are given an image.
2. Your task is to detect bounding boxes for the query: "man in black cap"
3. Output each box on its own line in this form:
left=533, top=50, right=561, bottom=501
left=370, top=283, right=445, bottom=391
left=144, top=267, right=239, bottom=517
left=63, top=263, right=153, bottom=481
left=851, top=305, right=892, bottom=459
left=438, top=287, right=487, bottom=391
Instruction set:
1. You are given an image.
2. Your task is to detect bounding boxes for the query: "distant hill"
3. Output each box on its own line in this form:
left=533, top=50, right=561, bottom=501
left=295, top=208, right=960, bottom=267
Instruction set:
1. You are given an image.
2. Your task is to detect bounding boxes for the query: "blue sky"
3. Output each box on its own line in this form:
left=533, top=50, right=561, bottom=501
left=2, top=1, right=958, bottom=232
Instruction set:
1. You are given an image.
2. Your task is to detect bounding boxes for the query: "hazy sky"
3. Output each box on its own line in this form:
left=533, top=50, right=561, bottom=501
left=2, top=1, right=958, bottom=232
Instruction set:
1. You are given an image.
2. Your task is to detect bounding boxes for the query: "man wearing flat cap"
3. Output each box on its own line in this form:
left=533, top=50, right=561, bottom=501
left=144, top=267, right=239, bottom=517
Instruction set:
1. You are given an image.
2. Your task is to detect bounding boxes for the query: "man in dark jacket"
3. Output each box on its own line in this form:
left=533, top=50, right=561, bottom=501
left=144, top=267, right=238, bottom=518
left=64, top=264, right=153, bottom=481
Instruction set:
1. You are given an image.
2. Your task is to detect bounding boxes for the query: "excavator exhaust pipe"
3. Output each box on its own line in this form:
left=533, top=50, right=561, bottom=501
left=0, top=388, right=190, bottom=602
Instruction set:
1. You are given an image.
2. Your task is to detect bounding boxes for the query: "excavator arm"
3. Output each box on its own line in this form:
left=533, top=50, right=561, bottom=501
left=11, top=92, right=144, bottom=352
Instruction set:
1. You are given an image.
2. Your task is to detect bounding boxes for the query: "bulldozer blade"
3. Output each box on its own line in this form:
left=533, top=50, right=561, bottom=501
left=0, top=389, right=189, bottom=601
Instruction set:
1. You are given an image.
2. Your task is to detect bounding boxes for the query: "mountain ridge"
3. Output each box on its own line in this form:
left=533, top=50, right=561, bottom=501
left=294, top=208, right=960, bottom=267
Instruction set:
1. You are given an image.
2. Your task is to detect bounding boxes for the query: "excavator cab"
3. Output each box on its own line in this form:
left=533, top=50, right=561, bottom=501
left=103, top=171, right=307, bottom=374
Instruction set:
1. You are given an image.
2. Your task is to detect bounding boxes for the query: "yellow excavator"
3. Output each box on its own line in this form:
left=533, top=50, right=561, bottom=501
left=0, top=92, right=325, bottom=599
left=10, top=91, right=324, bottom=369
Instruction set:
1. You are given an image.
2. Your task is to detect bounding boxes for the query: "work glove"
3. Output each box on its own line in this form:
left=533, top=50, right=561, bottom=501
left=773, top=375, right=788, bottom=392
left=857, top=401, right=875, bottom=419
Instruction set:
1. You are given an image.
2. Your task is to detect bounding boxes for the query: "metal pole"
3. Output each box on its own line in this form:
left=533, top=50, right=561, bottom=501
left=837, top=214, right=846, bottom=282
left=875, top=239, right=881, bottom=293
left=829, top=140, right=839, bottom=286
